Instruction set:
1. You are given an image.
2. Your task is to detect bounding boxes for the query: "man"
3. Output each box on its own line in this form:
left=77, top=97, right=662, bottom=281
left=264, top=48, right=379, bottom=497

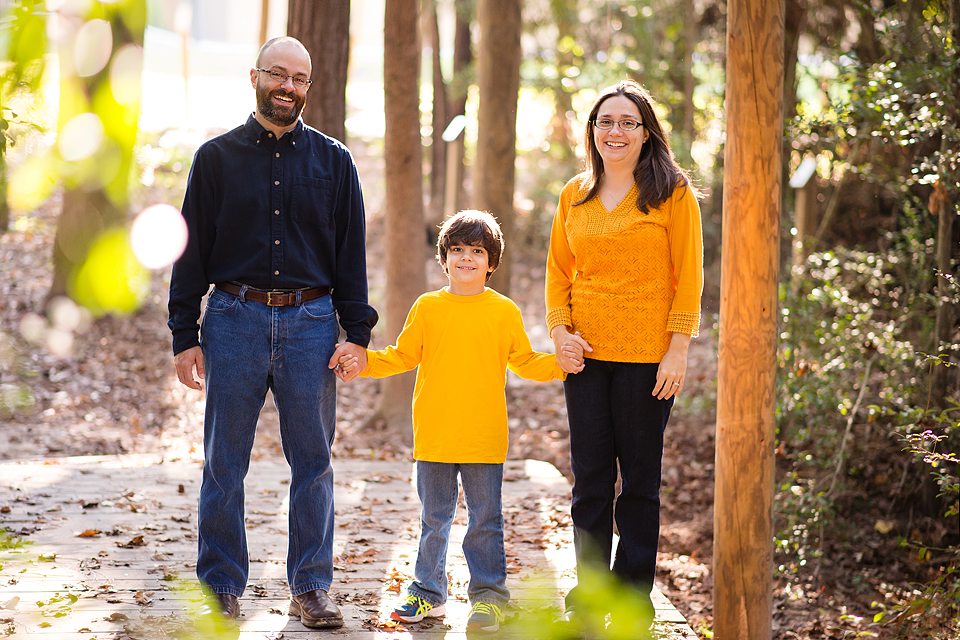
left=168, top=36, right=377, bottom=629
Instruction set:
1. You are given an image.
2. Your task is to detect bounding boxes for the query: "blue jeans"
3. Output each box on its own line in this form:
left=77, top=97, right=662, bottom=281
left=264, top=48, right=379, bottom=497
left=563, top=359, right=673, bottom=608
left=198, top=287, right=339, bottom=597
left=408, top=461, right=509, bottom=607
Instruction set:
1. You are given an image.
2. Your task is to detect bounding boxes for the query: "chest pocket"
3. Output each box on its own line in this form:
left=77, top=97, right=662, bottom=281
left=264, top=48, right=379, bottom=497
left=292, top=176, right=335, bottom=228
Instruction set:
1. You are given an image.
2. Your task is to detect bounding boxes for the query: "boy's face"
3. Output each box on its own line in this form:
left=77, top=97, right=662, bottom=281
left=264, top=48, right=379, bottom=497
left=444, top=243, right=492, bottom=295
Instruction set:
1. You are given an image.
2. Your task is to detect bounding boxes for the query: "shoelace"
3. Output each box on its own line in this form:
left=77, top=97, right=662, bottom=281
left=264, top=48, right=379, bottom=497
left=404, top=595, right=431, bottom=615
left=472, top=602, right=503, bottom=622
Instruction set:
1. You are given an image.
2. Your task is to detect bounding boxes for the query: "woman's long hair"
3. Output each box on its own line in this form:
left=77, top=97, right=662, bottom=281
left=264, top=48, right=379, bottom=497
left=575, top=80, right=697, bottom=212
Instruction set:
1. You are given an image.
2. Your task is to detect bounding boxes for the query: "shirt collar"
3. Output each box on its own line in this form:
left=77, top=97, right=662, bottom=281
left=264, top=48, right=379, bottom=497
left=244, top=113, right=305, bottom=145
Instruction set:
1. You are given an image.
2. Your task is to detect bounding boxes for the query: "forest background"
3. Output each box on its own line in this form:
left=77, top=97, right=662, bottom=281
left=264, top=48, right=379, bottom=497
left=0, top=0, right=957, bottom=639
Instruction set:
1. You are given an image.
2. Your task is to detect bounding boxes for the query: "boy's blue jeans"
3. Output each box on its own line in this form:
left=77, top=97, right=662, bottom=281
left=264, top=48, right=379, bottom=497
left=198, top=287, right=339, bottom=597
left=562, top=358, right=673, bottom=610
left=408, top=461, right=509, bottom=608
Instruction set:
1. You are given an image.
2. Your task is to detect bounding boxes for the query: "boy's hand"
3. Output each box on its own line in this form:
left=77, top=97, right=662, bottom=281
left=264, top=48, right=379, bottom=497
left=552, top=326, right=591, bottom=374
left=329, top=342, right=367, bottom=382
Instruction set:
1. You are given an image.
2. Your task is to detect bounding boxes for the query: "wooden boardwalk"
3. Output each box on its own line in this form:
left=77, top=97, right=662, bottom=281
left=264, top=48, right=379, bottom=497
left=0, top=454, right=697, bottom=639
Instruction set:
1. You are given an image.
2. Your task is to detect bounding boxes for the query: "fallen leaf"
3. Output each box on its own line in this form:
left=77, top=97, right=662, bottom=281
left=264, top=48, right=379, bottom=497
left=104, top=612, right=129, bottom=622
left=77, top=530, right=101, bottom=538
left=0, top=597, right=19, bottom=611
left=117, top=535, right=147, bottom=548
left=134, top=591, right=153, bottom=606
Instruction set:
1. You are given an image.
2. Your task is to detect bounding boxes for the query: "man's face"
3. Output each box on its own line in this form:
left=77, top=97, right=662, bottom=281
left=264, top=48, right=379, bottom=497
left=254, top=42, right=311, bottom=127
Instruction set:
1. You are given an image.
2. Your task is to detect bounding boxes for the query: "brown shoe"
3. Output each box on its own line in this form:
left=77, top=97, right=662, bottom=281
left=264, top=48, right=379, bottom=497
left=199, top=592, right=240, bottom=620
left=289, top=589, right=344, bottom=629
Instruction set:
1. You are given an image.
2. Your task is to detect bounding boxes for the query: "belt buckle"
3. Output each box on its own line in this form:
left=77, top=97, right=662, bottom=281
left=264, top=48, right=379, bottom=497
left=266, top=291, right=285, bottom=306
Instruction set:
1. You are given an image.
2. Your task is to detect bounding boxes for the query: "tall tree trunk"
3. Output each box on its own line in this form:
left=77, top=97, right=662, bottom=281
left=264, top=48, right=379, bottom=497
left=259, top=0, right=270, bottom=48
left=476, top=0, right=521, bottom=296
left=364, top=0, right=426, bottom=437
left=49, top=0, right=146, bottom=309
left=781, top=0, right=806, bottom=273
left=680, top=0, right=697, bottom=165
left=929, top=0, right=958, bottom=413
left=548, top=0, right=578, bottom=177
left=447, top=0, right=473, bottom=216
left=425, top=0, right=447, bottom=242
left=287, top=0, right=349, bottom=142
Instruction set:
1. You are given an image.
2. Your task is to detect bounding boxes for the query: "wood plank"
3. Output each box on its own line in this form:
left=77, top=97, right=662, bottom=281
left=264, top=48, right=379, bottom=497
left=2, top=456, right=698, bottom=638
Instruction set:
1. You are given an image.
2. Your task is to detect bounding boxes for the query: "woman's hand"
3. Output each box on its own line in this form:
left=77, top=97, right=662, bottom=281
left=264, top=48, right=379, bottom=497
left=552, top=325, right=592, bottom=374
left=653, top=333, right=691, bottom=399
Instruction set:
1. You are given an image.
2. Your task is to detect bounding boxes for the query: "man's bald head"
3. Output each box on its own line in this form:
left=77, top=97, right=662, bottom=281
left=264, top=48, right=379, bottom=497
left=256, top=36, right=312, bottom=74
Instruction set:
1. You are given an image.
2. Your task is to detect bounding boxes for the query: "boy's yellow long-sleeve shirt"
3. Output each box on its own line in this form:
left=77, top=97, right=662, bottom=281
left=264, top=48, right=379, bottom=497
left=361, top=288, right=565, bottom=464
left=545, top=175, right=704, bottom=363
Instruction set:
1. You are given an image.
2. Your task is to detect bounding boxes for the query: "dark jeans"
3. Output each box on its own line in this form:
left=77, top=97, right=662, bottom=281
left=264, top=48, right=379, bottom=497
left=563, top=358, right=673, bottom=609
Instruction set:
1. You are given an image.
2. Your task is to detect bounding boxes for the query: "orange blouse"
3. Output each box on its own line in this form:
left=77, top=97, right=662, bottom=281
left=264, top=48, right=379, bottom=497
left=545, top=174, right=703, bottom=363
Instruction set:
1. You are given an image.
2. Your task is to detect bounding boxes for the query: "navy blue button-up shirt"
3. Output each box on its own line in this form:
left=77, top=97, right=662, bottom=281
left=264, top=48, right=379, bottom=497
left=168, top=115, right=378, bottom=355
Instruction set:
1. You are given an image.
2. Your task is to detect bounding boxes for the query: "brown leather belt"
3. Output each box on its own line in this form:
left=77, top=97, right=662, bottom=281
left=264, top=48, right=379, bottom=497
left=215, top=282, right=330, bottom=307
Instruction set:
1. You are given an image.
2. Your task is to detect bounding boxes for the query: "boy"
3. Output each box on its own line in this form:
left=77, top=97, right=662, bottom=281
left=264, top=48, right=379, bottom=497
left=340, top=210, right=582, bottom=633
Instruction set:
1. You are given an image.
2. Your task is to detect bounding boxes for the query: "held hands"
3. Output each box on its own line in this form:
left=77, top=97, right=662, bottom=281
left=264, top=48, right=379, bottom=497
left=552, top=325, right=592, bottom=374
left=174, top=346, right=205, bottom=390
left=328, top=342, right=368, bottom=382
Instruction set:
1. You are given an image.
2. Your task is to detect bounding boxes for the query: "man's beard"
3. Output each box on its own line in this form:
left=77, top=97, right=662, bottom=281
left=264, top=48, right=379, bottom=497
left=256, top=80, right=305, bottom=127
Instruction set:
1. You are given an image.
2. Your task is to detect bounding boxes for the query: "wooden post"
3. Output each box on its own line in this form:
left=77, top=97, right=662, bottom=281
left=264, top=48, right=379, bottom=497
left=714, top=0, right=784, bottom=638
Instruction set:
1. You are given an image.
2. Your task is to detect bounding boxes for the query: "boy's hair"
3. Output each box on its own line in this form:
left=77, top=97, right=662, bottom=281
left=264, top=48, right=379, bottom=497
left=436, top=210, right=504, bottom=281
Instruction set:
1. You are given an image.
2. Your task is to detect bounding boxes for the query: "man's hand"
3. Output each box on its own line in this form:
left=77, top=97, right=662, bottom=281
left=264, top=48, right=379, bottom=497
left=328, top=342, right=368, bottom=382
left=174, top=346, right=205, bottom=390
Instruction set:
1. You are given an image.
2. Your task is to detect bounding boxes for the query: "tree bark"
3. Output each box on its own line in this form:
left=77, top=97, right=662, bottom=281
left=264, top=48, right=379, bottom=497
left=287, top=0, right=349, bottom=142
left=713, top=0, right=783, bottom=639
left=446, top=0, right=473, bottom=217
left=475, top=0, right=521, bottom=296
left=929, top=0, right=958, bottom=413
left=681, top=0, right=697, bottom=165
left=259, top=0, right=270, bottom=48
left=548, top=0, right=578, bottom=177
left=781, top=0, right=805, bottom=271
left=363, top=0, right=426, bottom=438
left=425, top=0, right=447, bottom=242
left=49, top=0, right=146, bottom=308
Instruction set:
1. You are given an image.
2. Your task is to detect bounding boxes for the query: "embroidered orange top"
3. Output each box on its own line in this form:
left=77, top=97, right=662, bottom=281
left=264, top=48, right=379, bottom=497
left=545, top=174, right=703, bottom=363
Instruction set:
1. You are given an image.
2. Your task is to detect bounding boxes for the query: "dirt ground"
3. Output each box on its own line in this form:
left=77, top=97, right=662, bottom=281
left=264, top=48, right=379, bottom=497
left=1, top=151, right=953, bottom=640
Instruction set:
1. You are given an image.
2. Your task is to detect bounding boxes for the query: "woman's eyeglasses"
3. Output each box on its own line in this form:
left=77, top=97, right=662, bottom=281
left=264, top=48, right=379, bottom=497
left=593, top=118, right=643, bottom=131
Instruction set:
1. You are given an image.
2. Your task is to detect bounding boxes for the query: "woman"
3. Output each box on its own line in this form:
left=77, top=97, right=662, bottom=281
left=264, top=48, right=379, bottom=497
left=546, top=80, right=703, bottom=626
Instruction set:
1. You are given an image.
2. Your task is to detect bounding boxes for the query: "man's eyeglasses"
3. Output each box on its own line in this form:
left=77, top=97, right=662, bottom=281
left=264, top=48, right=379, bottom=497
left=593, top=118, right=643, bottom=131
left=256, top=68, right=312, bottom=88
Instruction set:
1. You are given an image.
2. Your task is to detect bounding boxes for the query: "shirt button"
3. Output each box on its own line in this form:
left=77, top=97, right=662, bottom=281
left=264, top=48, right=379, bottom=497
left=269, top=133, right=274, bottom=138
left=274, top=210, right=280, bottom=215
left=275, top=240, right=280, bottom=245
left=275, top=153, right=280, bottom=158
left=274, top=181, right=279, bottom=185
left=274, top=270, right=279, bottom=276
